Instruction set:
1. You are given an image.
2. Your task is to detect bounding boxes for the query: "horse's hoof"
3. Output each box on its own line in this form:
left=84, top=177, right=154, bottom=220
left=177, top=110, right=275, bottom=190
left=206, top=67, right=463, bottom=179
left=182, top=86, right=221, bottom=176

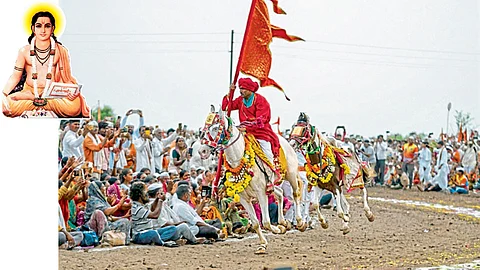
left=341, top=226, right=351, bottom=235
left=286, top=221, right=293, bottom=230
left=297, top=222, right=308, bottom=232
left=367, top=212, right=375, bottom=222
left=254, top=245, right=267, bottom=255
left=321, top=222, right=329, bottom=229
left=278, top=225, right=287, bottom=234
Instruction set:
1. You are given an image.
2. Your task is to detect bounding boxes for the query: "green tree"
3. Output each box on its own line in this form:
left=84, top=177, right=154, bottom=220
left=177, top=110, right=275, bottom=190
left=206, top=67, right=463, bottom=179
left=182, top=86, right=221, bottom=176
left=92, top=105, right=116, bottom=121
left=454, top=110, right=475, bottom=131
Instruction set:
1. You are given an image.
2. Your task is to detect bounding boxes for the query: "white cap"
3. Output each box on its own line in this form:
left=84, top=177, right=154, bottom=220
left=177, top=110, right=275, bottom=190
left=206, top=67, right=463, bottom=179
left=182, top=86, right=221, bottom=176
left=147, top=183, right=163, bottom=192
left=159, top=172, right=169, bottom=178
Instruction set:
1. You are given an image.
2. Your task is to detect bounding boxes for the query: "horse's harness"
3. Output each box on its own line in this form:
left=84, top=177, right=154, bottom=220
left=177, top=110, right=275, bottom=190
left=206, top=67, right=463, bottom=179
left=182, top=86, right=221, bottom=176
left=201, top=113, right=242, bottom=152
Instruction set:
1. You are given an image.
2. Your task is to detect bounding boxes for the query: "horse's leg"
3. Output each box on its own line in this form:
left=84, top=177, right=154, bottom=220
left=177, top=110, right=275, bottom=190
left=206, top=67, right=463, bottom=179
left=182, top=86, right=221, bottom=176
left=258, top=188, right=282, bottom=234
left=339, top=187, right=350, bottom=219
left=362, top=187, right=375, bottom=222
left=287, top=172, right=306, bottom=231
left=312, top=186, right=328, bottom=229
left=239, top=194, right=268, bottom=253
left=335, top=187, right=350, bottom=234
left=273, top=186, right=287, bottom=233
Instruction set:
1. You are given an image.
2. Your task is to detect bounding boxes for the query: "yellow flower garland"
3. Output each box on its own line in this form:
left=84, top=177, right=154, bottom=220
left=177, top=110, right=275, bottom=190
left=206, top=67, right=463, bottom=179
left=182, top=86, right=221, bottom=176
left=305, top=145, right=336, bottom=184
left=224, top=138, right=256, bottom=202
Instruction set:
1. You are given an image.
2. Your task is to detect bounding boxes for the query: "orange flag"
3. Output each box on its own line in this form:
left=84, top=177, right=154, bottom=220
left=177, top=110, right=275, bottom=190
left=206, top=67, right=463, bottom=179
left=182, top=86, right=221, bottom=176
left=239, top=0, right=304, bottom=101
left=272, top=116, right=280, bottom=126
left=458, top=124, right=463, bottom=142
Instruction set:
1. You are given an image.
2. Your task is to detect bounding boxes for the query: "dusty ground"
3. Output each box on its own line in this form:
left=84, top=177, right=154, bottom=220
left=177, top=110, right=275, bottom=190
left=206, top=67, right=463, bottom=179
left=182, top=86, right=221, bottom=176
left=59, top=187, right=480, bottom=270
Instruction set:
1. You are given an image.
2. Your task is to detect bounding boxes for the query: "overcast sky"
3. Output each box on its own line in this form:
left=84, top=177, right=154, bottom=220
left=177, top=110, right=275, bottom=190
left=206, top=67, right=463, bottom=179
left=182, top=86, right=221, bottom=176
left=0, top=1, right=478, bottom=267
left=54, top=0, right=480, bottom=138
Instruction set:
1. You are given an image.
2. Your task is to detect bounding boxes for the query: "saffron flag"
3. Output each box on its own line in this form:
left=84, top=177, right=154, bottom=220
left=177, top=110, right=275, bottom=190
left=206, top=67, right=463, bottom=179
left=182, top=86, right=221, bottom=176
left=458, top=124, right=463, bottom=142
left=239, top=0, right=303, bottom=100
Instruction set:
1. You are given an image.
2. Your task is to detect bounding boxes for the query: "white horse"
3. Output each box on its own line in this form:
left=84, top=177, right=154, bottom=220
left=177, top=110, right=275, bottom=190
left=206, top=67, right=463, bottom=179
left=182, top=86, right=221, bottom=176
left=289, top=125, right=375, bottom=234
left=199, top=107, right=306, bottom=253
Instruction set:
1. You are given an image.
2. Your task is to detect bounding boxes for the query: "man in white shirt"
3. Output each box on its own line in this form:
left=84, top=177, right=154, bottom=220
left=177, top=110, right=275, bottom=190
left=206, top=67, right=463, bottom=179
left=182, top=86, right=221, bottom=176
left=373, top=135, right=388, bottom=185
left=146, top=183, right=203, bottom=244
left=418, top=141, right=432, bottom=185
left=172, top=185, right=221, bottom=240
left=462, top=141, right=478, bottom=174
left=134, top=126, right=155, bottom=173
left=62, top=120, right=88, bottom=158
left=423, top=141, right=449, bottom=192
left=152, top=128, right=177, bottom=174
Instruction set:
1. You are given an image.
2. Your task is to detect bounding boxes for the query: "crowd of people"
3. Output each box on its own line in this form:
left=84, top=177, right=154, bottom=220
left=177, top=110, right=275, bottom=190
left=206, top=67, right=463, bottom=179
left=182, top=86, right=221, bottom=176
left=338, top=133, right=480, bottom=194
left=57, top=108, right=291, bottom=250
left=57, top=107, right=479, bottom=250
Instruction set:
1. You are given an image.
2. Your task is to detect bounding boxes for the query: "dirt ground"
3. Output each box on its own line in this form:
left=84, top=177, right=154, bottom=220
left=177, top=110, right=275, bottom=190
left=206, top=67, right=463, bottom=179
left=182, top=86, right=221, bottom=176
left=59, top=187, right=480, bottom=270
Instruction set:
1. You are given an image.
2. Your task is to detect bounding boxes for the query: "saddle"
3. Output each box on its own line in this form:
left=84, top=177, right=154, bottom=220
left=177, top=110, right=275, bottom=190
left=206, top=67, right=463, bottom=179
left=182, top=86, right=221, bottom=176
left=245, top=133, right=287, bottom=185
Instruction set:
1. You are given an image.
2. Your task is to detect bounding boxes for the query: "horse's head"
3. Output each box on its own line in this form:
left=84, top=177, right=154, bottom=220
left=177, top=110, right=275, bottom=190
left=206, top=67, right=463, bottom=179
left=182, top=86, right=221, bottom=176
left=199, top=105, right=234, bottom=158
left=288, top=121, right=313, bottom=151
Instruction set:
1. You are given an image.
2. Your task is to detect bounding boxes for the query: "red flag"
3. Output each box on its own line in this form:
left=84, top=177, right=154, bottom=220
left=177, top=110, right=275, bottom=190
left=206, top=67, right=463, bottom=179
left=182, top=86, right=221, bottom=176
left=270, top=0, right=286, bottom=14
left=237, top=0, right=303, bottom=101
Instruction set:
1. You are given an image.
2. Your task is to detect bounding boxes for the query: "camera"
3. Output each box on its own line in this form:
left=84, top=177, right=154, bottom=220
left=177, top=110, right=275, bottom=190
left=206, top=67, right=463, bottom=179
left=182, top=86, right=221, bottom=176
left=201, top=186, right=212, bottom=198
left=188, top=147, right=193, bottom=156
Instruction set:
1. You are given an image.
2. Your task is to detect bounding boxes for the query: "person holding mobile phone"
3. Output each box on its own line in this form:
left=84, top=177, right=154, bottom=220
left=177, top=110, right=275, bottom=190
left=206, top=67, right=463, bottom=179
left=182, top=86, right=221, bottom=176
left=172, top=137, right=191, bottom=171
left=151, top=127, right=178, bottom=173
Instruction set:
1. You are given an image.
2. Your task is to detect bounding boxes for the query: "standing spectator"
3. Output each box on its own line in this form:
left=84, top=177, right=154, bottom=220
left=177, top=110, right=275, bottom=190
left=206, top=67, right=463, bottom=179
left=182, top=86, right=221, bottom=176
left=361, top=140, right=376, bottom=167
left=462, top=141, right=478, bottom=174
left=120, top=109, right=145, bottom=140
left=62, top=120, right=88, bottom=159
left=422, top=141, right=449, bottom=192
left=134, top=126, right=155, bottom=173
left=402, top=136, right=419, bottom=189
left=374, top=135, right=388, bottom=185
left=83, top=121, right=112, bottom=173
left=418, top=141, right=432, bottom=186
left=152, top=128, right=177, bottom=174
left=172, top=137, right=192, bottom=171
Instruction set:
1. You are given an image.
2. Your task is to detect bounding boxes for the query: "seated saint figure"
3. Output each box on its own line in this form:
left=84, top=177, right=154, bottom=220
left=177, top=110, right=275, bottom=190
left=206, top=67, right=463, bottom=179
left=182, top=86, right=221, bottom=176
left=2, top=11, right=90, bottom=118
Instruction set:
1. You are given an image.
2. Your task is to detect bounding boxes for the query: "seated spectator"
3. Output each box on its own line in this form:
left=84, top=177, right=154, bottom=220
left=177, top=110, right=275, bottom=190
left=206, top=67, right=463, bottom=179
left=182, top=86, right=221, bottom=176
left=146, top=183, right=209, bottom=245
left=448, top=167, right=469, bottom=194
left=84, top=181, right=132, bottom=244
left=172, top=185, right=222, bottom=241
left=58, top=205, right=83, bottom=249
left=129, top=182, right=179, bottom=247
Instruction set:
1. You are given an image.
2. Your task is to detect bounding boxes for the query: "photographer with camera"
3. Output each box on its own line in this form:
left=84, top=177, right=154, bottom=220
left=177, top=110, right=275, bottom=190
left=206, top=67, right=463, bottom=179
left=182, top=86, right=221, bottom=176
left=152, top=127, right=178, bottom=174
left=120, top=109, right=145, bottom=140
left=133, top=125, right=155, bottom=173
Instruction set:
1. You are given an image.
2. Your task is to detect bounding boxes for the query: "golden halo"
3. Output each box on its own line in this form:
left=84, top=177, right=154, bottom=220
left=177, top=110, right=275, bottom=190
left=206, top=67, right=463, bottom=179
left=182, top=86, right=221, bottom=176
left=23, top=2, right=66, bottom=38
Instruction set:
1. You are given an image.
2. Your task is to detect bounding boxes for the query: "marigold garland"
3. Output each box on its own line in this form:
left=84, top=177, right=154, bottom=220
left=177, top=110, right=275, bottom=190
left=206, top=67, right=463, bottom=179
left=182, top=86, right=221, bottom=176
left=224, top=138, right=256, bottom=202
left=305, top=145, right=336, bottom=184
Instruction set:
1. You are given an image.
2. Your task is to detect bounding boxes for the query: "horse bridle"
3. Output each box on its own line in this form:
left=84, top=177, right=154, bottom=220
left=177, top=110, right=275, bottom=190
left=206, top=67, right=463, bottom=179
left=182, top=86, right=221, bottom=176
left=201, top=113, right=242, bottom=152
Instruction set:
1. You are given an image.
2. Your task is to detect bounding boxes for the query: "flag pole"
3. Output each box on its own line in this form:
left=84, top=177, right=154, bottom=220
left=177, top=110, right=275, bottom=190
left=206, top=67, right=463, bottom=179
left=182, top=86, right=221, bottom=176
left=227, top=0, right=258, bottom=117
left=214, top=0, right=258, bottom=197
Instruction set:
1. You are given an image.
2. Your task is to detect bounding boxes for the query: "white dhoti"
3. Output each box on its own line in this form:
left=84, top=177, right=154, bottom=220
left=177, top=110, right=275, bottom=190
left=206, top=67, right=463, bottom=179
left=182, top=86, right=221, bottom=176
left=418, top=163, right=432, bottom=184
left=258, top=139, right=274, bottom=164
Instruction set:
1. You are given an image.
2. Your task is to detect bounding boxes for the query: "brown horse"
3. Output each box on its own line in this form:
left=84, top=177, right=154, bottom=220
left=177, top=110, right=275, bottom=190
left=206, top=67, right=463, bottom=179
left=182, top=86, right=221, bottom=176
left=290, top=124, right=375, bottom=234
